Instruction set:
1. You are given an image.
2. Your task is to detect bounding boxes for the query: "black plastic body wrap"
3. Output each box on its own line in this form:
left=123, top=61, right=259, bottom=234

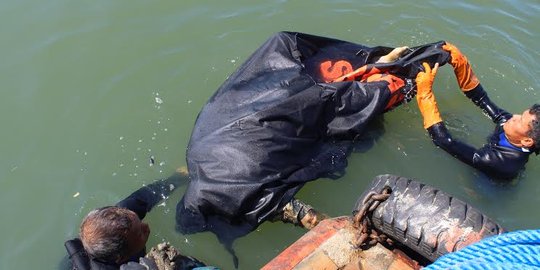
left=177, top=32, right=449, bottom=242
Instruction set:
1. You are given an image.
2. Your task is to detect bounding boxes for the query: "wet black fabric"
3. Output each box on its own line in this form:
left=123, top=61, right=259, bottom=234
left=177, top=32, right=450, bottom=241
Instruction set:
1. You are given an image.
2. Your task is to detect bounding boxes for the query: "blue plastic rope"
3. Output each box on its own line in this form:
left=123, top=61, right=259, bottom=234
left=424, top=230, right=540, bottom=270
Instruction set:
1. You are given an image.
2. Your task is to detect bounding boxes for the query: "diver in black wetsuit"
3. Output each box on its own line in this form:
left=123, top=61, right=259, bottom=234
left=284, top=42, right=540, bottom=230
left=415, top=42, right=540, bottom=180
left=63, top=173, right=210, bottom=270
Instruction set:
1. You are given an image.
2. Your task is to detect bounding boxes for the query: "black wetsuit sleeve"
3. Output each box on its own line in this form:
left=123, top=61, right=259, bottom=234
left=427, top=123, right=522, bottom=179
left=427, top=123, right=476, bottom=165
left=425, top=84, right=523, bottom=178
left=116, top=173, right=184, bottom=220
left=464, top=84, right=511, bottom=123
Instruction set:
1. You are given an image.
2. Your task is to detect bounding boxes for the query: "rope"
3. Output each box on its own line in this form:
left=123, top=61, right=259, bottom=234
left=424, top=230, right=540, bottom=270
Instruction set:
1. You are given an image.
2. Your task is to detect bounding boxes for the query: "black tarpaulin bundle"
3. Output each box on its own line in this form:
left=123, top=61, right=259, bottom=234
left=176, top=32, right=449, bottom=242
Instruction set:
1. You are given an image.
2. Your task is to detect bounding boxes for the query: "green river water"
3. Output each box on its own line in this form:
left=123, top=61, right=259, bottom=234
left=1, top=1, right=539, bottom=269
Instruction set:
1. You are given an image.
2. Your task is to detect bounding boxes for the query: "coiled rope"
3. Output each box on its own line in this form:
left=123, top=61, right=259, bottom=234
left=424, top=230, right=540, bottom=270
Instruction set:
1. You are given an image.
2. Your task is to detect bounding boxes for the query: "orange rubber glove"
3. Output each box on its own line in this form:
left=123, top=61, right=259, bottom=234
left=416, top=62, right=443, bottom=129
left=442, top=42, right=480, bottom=91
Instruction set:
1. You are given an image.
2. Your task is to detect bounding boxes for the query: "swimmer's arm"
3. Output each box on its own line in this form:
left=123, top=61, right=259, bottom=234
left=328, top=47, right=409, bottom=83
left=330, top=64, right=370, bottom=82
left=428, top=123, right=518, bottom=179
left=427, top=123, right=476, bottom=165
left=116, top=173, right=186, bottom=219
left=442, top=42, right=511, bottom=123
left=463, top=85, right=511, bottom=124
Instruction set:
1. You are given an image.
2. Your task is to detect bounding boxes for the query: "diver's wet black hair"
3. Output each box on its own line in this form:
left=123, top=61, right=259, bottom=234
left=528, top=104, right=540, bottom=154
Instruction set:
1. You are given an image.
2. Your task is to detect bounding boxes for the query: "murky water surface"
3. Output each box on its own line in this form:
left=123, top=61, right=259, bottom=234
left=1, top=1, right=539, bottom=269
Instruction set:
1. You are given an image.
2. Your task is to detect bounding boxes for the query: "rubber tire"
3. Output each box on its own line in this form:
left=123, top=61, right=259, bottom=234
left=354, top=174, right=504, bottom=262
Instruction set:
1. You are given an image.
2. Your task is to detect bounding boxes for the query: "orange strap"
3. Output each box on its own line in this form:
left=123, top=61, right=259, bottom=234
left=331, top=65, right=405, bottom=92
left=320, top=61, right=406, bottom=109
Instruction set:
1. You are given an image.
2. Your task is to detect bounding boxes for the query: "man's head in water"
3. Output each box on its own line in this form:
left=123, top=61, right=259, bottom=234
left=504, top=104, right=540, bottom=150
left=80, top=206, right=150, bottom=264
